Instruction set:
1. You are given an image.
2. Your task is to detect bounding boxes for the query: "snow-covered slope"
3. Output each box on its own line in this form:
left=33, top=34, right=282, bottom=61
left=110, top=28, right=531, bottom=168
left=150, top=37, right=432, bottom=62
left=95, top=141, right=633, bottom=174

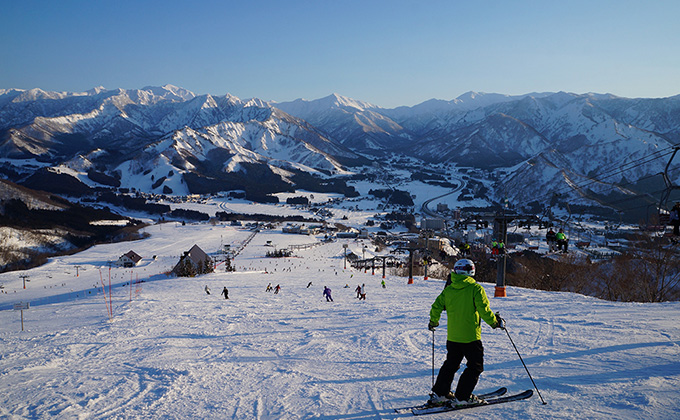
left=1, top=223, right=678, bottom=419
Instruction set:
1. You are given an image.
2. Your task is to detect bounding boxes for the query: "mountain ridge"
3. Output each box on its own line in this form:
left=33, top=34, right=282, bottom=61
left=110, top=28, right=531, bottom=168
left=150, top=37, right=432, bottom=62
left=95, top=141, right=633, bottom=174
left=1, top=85, right=678, bottom=216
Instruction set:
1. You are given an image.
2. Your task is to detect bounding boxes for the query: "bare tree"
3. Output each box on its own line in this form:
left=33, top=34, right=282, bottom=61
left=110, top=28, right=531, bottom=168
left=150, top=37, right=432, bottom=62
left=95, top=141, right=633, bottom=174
left=625, top=235, right=680, bottom=302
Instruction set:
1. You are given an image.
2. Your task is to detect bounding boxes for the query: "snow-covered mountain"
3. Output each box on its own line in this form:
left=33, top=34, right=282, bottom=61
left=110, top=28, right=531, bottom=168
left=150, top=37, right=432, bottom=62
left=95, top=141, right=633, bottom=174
left=0, top=86, right=366, bottom=197
left=461, top=93, right=679, bottom=208
left=1, top=86, right=679, bottom=215
left=277, top=91, right=680, bottom=212
left=273, top=94, right=413, bottom=152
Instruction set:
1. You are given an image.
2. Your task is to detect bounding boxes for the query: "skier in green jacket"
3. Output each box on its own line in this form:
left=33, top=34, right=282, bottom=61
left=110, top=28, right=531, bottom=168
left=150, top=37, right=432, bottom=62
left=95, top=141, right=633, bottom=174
left=428, top=259, right=505, bottom=407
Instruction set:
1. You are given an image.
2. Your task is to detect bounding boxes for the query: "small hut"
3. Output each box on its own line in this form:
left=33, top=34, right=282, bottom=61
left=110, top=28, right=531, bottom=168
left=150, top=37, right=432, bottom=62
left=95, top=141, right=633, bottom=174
left=172, top=245, right=213, bottom=277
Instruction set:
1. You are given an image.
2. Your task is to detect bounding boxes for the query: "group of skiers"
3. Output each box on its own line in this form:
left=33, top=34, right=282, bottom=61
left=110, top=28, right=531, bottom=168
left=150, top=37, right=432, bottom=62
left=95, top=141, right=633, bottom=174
left=205, top=280, right=385, bottom=303
left=490, top=239, right=505, bottom=255
left=452, top=226, right=574, bottom=259
left=546, top=228, right=568, bottom=253
left=204, top=285, right=229, bottom=299
left=322, top=283, right=370, bottom=302
left=265, top=283, right=281, bottom=294
left=355, top=283, right=366, bottom=300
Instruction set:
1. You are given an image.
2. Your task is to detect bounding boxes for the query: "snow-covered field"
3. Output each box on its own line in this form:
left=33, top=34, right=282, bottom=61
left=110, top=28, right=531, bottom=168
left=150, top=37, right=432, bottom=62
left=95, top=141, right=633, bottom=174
left=1, top=223, right=679, bottom=419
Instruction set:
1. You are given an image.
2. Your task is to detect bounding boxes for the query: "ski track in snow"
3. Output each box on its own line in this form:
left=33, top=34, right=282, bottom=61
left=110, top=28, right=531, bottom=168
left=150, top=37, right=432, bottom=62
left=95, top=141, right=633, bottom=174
left=1, top=223, right=679, bottom=419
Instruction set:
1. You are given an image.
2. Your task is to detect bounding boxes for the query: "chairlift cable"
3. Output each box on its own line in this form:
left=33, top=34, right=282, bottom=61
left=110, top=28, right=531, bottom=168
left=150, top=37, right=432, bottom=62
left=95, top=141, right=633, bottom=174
left=517, top=147, right=677, bottom=208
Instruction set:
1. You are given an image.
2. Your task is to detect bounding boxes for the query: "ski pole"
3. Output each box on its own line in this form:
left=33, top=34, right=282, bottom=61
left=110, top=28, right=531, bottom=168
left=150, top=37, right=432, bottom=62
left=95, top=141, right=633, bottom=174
left=431, top=329, right=435, bottom=389
left=504, top=326, right=548, bottom=405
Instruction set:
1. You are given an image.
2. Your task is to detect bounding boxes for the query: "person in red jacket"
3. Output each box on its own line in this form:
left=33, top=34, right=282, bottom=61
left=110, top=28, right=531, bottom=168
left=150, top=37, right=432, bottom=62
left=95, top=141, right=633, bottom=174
left=427, top=259, right=504, bottom=407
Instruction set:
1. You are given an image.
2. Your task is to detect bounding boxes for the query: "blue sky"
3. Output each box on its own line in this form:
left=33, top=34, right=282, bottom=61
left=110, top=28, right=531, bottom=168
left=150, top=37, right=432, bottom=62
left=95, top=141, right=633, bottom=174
left=1, top=0, right=679, bottom=107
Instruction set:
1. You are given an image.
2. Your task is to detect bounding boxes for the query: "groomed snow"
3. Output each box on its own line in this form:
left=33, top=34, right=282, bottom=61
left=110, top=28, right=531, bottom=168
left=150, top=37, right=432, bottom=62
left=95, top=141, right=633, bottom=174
left=1, top=223, right=679, bottom=419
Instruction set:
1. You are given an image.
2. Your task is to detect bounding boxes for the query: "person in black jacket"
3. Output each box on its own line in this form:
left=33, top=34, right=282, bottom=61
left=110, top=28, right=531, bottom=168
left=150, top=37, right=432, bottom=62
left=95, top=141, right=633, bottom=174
left=546, top=228, right=557, bottom=252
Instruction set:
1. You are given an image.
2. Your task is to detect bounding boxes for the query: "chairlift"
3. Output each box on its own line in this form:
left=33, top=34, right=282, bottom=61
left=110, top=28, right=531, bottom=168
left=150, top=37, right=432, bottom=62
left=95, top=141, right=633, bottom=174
left=659, top=147, right=680, bottom=210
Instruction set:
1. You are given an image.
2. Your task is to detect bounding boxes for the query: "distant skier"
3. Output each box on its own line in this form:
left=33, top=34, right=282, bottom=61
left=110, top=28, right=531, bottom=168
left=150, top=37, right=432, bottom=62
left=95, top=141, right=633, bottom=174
left=381, top=279, right=386, bottom=289
left=266, top=283, right=273, bottom=292
left=204, top=285, right=211, bottom=295
left=359, top=283, right=366, bottom=300
left=220, top=287, right=229, bottom=300
left=274, top=284, right=281, bottom=294
left=323, top=286, right=333, bottom=302
left=427, top=259, right=504, bottom=407
left=355, top=284, right=362, bottom=298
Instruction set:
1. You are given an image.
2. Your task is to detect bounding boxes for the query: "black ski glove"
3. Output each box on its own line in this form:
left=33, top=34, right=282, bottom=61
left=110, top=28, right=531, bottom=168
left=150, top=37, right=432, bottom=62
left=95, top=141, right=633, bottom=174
left=428, top=321, right=438, bottom=331
left=494, top=312, right=506, bottom=330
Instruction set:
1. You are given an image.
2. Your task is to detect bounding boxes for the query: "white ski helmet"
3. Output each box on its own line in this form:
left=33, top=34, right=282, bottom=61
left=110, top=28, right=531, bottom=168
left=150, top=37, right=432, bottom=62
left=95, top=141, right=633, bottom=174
left=453, top=259, right=476, bottom=276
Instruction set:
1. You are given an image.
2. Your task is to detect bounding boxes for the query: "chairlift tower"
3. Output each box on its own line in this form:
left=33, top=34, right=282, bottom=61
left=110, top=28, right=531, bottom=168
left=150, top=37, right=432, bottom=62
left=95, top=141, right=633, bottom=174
left=20, top=275, right=30, bottom=289
left=659, top=147, right=680, bottom=211
left=396, top=242, right=423, bottom=284
left=493, top=210, right=517, bottom=298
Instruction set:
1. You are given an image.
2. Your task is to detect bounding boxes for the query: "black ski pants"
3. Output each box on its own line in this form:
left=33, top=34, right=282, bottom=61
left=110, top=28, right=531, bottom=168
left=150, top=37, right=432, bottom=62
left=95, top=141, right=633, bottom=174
left=432, top=340, right=484, bottom=401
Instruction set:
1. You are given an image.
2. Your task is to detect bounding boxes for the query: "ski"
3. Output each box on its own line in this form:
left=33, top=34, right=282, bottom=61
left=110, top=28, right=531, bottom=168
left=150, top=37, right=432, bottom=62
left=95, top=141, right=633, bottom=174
left=394, top=387, right=506, bottom=414
left=411, top=389, right=533, bottom=416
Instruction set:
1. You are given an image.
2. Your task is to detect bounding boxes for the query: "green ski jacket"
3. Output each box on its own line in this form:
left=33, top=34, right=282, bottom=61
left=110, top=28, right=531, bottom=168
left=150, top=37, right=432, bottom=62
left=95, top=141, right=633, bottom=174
left=430, top=273, right=498, bottom=343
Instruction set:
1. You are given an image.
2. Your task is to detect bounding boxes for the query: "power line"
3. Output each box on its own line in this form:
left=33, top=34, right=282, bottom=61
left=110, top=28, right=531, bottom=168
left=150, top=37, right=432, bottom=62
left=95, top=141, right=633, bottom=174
left=552, top=147, right=673, bottom=198
left=516, top=146, right=677, bottom=207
